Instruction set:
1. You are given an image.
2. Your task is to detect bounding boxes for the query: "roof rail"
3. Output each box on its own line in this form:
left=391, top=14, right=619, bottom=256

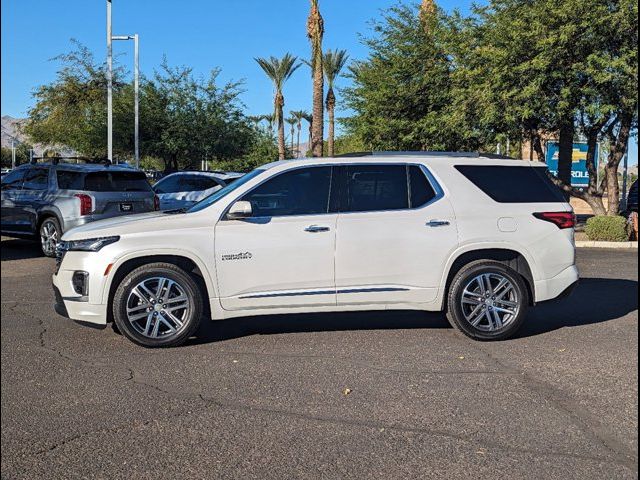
left=479, top=153, right=519, bottom=160
left=31, top=156, right=113, bottom=166
left=334, top=151, right=480, bottom=158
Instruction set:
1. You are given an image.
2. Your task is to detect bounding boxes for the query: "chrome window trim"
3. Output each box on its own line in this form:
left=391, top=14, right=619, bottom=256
left=218, top=162, right=446, bottom=222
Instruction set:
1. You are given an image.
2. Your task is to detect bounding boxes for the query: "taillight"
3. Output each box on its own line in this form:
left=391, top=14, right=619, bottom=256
left=533, top=212, right=576, bottom=229
left=75, top=194, right=92, bottom=216
left=154, top=194, right=160, bottom=211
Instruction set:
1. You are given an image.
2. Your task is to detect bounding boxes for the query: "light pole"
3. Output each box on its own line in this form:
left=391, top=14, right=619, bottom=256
left=107, top=0, right=113, bottom=162
left=11, top=140, right=16, bottom=169
left=112, top=34, right=140, bottom=169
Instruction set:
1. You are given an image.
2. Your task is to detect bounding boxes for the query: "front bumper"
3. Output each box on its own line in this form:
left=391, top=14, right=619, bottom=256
left=52, top=269, right=108, bottom=326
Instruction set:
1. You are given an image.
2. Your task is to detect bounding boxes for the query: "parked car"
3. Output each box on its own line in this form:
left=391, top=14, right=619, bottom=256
left=152, top=171, right=244, bottom=210
left=1, top=162, right=158, bottom=256
left=53, top=153, right=578, bottom=348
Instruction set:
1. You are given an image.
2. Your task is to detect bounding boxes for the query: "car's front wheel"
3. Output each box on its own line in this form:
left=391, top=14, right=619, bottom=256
left=40, top=217, right=61, bottom=257
left=112, top=263, right=203, bottom=348
left=446, top=260, right=529, bottom=341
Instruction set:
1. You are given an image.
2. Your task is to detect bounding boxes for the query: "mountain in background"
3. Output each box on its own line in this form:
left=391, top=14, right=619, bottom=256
left=1, top=115, right=76, bottom=156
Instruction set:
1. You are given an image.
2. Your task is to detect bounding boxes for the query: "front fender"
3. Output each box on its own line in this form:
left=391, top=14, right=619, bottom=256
left=100, top=248, right=218, bottom=304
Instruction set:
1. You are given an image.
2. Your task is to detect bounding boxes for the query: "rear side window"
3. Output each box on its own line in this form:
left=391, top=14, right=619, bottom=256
left=83, top=171, right=152, bottom=192
left=455, top=165, right=565, bottom=203
left=57, top=170, right=84, bottom=190
left=241, top=166, right=331, bottom=217
left=179, top=175, right=221, bottom=192
left=409, top=166, right=436, bottom=207
left=344, top=165, right=408, bottom=212
left=22, top=168, right=49, bottom=191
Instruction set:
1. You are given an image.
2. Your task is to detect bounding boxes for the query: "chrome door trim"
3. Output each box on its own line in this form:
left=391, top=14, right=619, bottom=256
left=238, top=286, right=410, bottom=300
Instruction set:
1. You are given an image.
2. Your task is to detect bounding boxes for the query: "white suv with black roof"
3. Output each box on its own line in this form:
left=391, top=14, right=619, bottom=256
left=52, top=153, right=578, bottom=347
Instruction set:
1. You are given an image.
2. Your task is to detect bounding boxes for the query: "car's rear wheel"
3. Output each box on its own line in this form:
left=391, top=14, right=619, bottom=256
left=446, top=260, right=529, bottom=341
left=40, top=217, right=61, bottom=258
left=113, top=263, right=203, bottom=348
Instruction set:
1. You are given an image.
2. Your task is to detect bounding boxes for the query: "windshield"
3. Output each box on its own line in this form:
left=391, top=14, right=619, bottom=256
left=187, top=169, right=265, bottom=213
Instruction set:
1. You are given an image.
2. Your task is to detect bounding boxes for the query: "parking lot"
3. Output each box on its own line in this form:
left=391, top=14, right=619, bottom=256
left=1, top=239, right=637, bottom=479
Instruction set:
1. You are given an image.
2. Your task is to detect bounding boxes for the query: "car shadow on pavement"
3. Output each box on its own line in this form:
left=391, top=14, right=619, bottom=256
left=518, top=277, right=638, bottom=338
left=0, top=239, right=43, bottom=261
left=191, top=277, right=638, bottom=345
left=191, top=310, right=450, bottom=345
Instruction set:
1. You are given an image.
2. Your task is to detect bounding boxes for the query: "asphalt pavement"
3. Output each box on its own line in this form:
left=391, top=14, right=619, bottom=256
left=1, top=238, right=638, bottom=479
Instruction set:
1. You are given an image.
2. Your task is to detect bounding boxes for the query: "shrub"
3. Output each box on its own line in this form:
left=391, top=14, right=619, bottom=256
left=584, top=216, right=629, bottom=242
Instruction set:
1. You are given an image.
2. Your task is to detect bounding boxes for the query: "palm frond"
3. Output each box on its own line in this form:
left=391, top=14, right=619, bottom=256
left=323, top=49, right=349, bottom=88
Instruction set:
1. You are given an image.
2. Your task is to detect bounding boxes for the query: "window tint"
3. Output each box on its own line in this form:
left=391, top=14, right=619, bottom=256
left=409, top=166, right=436, bottom=207
left=241, top=167, right=331, bottom=217
left=344, top=165, right=408, bottom=213
left=22, top=168, right=49, bottom=191
left=180, top=175, right=221, bottom=192
left=57, top=170, right=84, bottom=190
left=1, top=169, right=26, bottom=191
left=83, top=171, right=152, bottom=192
left=153, top=176, right=182, bottom=194
left=455, top=165, right=565, bottom=203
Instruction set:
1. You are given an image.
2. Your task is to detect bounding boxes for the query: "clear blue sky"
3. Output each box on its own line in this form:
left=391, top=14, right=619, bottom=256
left=1, top=0, right=636, bottom=164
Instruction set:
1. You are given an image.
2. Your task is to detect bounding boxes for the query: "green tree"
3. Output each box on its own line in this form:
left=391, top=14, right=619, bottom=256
left=255, top=54, right=301, bottom=160
left=343, top=5, right=466, bottom=151
left=322, top=49, right=349, bottom=157
left=24, top=41, right=132, bottom=159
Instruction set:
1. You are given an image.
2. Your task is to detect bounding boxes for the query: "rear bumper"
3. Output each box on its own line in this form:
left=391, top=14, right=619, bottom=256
left=534, top=265, right=579, bottom=303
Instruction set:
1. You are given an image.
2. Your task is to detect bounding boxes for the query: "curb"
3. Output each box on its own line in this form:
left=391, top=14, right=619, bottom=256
left=575, top=241, right=638, bottom=249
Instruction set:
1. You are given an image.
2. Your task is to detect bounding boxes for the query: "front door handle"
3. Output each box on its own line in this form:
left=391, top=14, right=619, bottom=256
left=426, top=220, right=450, bottom=227
left=304, top=225, right=331, bottom=233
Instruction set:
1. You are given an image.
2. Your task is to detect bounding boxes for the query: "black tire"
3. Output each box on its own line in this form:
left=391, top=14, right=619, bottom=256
left=446, top=260, right=529, bottom=341
left=39, top=216, right=62, bottom=258
left=112, top=262, right=203, bottom=348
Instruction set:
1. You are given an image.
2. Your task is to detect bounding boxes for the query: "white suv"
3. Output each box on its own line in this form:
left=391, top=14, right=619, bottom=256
left=52, top=153, right=578, bottom=347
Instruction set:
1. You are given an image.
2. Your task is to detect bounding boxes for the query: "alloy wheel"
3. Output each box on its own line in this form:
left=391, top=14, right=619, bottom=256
left=126, top=277, right=191, bottom=339
left=460, top=273, right=520, bottom=332
left=40, top=220, right=58, bottom=256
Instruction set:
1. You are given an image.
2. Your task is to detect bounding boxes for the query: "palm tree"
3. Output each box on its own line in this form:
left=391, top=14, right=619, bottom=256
left=290, top=110, right=309, bottom=158
left=323, top=49, right=349, bottom=157
left=255, top=54, right=301, bottom=160
left=286, top=116, right=298, bottom=156
left=307, top=0, right=324, bottom=157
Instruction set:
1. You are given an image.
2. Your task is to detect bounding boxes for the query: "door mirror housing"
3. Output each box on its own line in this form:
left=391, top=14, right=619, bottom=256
left=227, top=200, right=253, bottom=220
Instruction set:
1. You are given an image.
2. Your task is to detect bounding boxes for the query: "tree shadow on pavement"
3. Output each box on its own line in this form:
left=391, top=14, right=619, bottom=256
left=191, top=277, right=638, bottom=345
left=0, top=239, right=43, bottom=261
left=518, top=277, right=638, bottom=338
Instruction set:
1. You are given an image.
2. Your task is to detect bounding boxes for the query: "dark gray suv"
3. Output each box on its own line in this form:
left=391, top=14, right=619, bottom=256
left=1, top=162, right=158, bottom=256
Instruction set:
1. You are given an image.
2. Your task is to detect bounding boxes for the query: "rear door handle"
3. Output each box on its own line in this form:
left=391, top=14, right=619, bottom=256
left=426, top=220, right=450, bottom=227
left=304, top=225, right=331, bottom=233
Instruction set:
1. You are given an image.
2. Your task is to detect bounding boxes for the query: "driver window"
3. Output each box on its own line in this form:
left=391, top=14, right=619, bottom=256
left=240, top=167, right=331, bottom=217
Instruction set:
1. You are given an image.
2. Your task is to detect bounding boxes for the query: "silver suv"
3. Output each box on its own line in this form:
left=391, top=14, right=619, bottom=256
left=1, top=161, right=157, bottom=256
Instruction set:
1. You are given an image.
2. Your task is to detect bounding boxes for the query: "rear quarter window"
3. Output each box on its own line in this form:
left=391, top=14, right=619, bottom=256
left=455, top=165, right=565, bottom=203
left=84, top=171, right=152, bottom=192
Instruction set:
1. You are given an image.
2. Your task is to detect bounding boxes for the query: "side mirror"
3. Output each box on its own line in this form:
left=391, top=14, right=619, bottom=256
left=227, top=200, right=253, bottom=220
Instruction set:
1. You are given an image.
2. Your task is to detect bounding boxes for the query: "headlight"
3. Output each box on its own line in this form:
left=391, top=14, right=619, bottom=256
left=65, top=236, right=120, bottom=252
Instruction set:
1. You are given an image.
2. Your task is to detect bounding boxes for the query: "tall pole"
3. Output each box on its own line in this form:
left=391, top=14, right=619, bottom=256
left=11, top=140, right=16, bottom=169
left=106, top=0, right=113, bottom=163
left=134, top=34, right=140, bottom=169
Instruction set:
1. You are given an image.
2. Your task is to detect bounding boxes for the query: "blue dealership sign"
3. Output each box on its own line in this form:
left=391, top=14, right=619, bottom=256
left=545, top=142, right=598, bottom=188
